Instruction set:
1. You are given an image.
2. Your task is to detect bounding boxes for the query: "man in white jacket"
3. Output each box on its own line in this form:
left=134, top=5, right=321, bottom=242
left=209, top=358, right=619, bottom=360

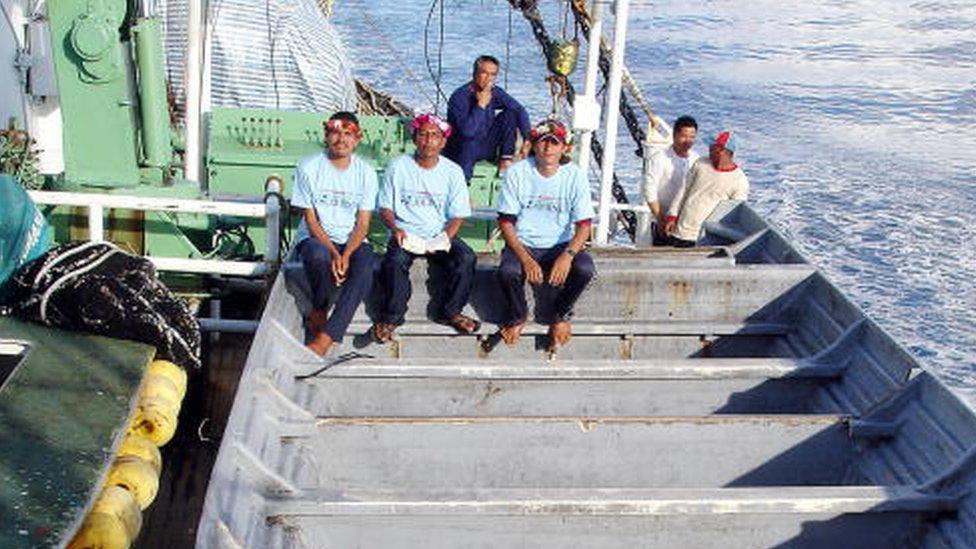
left=642, top=115, right=699, bottom=244
left=664, top=130, right=749, bottom=246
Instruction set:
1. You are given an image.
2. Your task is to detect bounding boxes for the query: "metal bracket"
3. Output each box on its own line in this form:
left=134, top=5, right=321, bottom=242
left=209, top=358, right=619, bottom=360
left=14, top=48, right=31, bottom=87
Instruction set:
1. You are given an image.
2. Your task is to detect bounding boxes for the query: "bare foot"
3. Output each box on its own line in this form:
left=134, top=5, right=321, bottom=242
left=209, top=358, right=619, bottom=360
left=306, top=332, right=334, bottom=356
left=500, top=322, right=525, bottom=346
left=372, top=322, right=396, bottom=343
left=306, top=309, right=328, bottom=333
left=548, top=321, right=572, bottom=351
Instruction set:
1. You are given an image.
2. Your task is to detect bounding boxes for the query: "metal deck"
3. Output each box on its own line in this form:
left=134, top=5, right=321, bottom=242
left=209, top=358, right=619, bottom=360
left=196, top=203, right=976, bottom=548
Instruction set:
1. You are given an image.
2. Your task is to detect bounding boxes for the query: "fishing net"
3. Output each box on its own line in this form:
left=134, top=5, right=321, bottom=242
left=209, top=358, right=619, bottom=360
left=1, top=241, right=202, bottom=370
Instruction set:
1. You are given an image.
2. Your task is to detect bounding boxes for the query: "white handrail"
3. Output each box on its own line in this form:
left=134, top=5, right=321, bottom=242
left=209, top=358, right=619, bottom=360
left=595, top=0, right=631, bottom=246
left=27, top=190, right=280, bottom=276
left=27, top=191, right=267, bottom=217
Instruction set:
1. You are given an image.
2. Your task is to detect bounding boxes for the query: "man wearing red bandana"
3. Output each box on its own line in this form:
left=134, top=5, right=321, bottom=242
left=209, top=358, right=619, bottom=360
left=292, top=111, right=378, bottom=356
left=371, top=113, right=480, bottom=343
left=444, top=55, right=532, bottom=181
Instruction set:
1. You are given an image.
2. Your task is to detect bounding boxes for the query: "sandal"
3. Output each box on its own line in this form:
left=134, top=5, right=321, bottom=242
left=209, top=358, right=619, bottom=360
left=372, top=322, right=396, bottom=343
left=448, top=314, right=482, bottom=335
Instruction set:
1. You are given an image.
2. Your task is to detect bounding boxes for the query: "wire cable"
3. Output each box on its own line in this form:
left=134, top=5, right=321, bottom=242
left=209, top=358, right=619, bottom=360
left=265, top=0, right=281, bottom=110
left=423, top=0, right=449, bottom=111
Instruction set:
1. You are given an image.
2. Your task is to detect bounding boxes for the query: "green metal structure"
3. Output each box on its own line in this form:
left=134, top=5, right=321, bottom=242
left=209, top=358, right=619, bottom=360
left=39, top=0, right=503, bottom=262
left=205, top=107, right=503, bottom=253
left=46, top=0, right=142, bottom=188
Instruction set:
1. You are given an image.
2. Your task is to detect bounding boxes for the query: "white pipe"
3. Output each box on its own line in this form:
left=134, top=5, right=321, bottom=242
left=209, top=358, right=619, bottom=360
left=264, top=177, right=282, bottom=262
left=27, top=190, right=281, bottom=276
left=87, top=204, right=104, bottom=242
left=577, top=0, right=603, bottom=172
left=595, top=0, right=630, bottom=245
left=27, top=191, right=267, bottom=217
left=150, top=257, right=270, bottom=276
left=185, top=0, right=205, bottom=184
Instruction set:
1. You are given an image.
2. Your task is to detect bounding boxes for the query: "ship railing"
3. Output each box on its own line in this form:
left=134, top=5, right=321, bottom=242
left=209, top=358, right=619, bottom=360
left=26, top=190, right=281, bottom=277
left=472, top=202, right=657, bottom=248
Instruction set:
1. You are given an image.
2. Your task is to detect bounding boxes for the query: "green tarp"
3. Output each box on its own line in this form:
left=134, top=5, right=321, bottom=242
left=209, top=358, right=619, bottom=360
left=0, top=316, right=154, bottom=547
left=0, top=174, right=51, bottom=294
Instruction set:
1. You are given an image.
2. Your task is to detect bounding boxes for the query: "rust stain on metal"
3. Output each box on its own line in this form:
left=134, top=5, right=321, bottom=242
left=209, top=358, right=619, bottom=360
left=669, top=280, right=691, bottom=318
left=619, top=334, right=634, bottom=360
left=620, top=282, right=639, bottom=319
left=578, top=419, right=598, bottom=432
left=475, top=381, right=503, bottom=407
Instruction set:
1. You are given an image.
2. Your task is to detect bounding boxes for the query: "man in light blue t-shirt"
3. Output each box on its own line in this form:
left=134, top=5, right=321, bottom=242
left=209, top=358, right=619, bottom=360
left=292, top=112, right=378, bottom=356
left=372, top=113, right=479, bottom=342
left=496, top=119, right=596, bottom=350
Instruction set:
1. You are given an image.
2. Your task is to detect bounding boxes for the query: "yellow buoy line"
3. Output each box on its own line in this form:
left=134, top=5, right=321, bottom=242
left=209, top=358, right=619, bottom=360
left=68, top=360, right=188, bottom=549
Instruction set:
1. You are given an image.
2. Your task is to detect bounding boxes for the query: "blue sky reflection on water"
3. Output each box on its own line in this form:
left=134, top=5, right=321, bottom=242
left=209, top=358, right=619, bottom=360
left=333, top=0, right=976, bottom=399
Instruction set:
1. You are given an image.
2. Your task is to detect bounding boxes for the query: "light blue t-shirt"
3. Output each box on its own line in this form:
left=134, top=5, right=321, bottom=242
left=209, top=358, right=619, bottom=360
left=497, top=158, right=596, bottom=248
left=377, top=154, right=471, bottom=239
left=292, top=153, right=378, bottom=244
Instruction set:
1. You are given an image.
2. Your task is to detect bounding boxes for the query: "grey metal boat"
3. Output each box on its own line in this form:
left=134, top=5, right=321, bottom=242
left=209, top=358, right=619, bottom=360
left=196, top=202, right=976, bottom=548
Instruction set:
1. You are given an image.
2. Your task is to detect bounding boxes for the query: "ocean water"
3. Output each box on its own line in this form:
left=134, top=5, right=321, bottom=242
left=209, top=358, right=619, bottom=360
left=333, top=1, right=976, bottom=399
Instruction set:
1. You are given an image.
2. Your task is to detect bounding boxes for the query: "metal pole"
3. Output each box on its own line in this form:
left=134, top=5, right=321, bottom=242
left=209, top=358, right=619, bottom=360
left=577, top=0, right=603, bottom=173
left=198, top=318, right=260, bottom=333
left=595, top=0, right=630, bottom=245
left=209, top=297, right=222, bottom=344
left=185, top=0, right=205, bottom=184
left=265, top=177, right=282, bottom=264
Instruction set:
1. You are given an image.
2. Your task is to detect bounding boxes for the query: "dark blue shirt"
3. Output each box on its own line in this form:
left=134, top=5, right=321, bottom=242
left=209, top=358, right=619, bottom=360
left=445, top=83, right=531, bottom=145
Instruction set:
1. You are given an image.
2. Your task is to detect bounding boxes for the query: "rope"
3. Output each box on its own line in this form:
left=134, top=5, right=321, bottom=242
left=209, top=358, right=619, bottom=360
left=265, top=0, right=281, bottom=110
left=424, top=0, right=450, bottom=112
left=357, top=5, right=437, bottom=107
left=507, top=0, right=636, bottom=239
left=317, top=0, right=334, bottom=18
left=504, top=5, right=513, bottom=88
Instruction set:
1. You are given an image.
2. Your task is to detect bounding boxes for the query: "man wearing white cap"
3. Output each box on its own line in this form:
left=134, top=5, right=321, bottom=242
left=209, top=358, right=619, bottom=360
left=664, top=130, right=749, bottom=246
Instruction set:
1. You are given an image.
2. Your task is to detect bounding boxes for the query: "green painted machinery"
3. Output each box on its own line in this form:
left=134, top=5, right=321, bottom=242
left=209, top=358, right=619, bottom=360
left=205, top=107, right=503, bottom=254
left=37, top=0, right=502, bottom=268
left=46, top=0, right=174, bottom=188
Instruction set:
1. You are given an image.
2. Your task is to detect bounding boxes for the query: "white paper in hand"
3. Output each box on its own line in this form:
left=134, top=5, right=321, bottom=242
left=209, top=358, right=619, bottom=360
left=400, top=232, right=428, bottom=255
left=426, top=232, right=452, bottom=253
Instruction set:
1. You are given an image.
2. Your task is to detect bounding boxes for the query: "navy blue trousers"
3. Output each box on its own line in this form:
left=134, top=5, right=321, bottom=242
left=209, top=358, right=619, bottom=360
left=377, top=238, right=476, bottom=326
left=297, top=238, right=376, bottom=342
left=445, top=109, right=519, bottom=181
left=496, top=243, right=596, bottom=326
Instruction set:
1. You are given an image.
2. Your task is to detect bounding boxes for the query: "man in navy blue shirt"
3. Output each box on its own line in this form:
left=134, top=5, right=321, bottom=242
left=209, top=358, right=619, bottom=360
left=443, top=55, right=532, bottom=181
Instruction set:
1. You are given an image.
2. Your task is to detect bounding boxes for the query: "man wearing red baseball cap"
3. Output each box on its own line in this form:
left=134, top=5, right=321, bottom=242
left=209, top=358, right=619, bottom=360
left=664, top=129, right=749, bottom=246
left=495, top=119, right=596, bottom=351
